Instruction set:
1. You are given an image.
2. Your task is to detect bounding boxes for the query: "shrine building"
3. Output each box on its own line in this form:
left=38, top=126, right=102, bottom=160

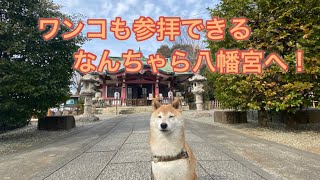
left=95, top=50, right=193, bottom=106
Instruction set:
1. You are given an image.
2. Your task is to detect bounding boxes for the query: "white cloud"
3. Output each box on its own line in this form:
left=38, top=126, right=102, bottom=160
left=142, top=2, right=155, bottom=16
left=138, top=39, right=160, bottom=54
left=102, top=2, right=113, bottom=15
left=137, top=2, right=166, bottom=20
left=56, top=0, right=79, bottom=7
left=160, top=0, right=179, bottom=15
left=112, top=0, right=140, bottom=17
left=164, top=0, right=175, bottom=8
left=127, top=0, right=138, bottom=4
left=53, top=0, right=218, bottom=59
left=112, top=3, right=130, bottom=17
left=186, top=0, right=197, bottom=4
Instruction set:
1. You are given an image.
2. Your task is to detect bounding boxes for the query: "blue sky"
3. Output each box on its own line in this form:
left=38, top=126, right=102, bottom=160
left=53, top=0, right=219, bottom=59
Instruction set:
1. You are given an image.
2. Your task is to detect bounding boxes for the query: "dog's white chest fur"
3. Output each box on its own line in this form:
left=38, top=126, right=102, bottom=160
left=152, top=159, right=190, bottom=180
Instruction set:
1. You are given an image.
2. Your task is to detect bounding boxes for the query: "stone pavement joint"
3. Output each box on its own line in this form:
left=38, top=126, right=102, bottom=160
left=31, top=115, right=127, bottom=180
left=1, top=113, right=319, bottom=180
left=41, top=113, right=273, bottom=180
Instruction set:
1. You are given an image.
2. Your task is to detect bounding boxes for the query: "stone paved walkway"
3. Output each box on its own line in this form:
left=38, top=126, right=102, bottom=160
left=0, top=113, right=319, bottom=180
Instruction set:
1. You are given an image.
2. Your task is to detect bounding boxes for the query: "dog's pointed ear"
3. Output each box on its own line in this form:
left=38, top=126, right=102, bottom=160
left=152, top=98, right=161, bottom=111
left=172, top=98, right=182, bottom=111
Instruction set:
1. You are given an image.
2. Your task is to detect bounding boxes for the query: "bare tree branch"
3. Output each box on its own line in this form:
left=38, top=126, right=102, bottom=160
left=169, top=26, right=208, bottom=66
left=70, top=71, right=83, bottom=95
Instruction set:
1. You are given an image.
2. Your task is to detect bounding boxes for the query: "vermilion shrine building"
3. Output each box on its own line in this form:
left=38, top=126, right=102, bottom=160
left=96, top=52, right=193, bottom=106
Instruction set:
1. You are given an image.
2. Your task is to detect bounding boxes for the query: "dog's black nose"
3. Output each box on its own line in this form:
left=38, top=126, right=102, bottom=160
left=160, top=123, right=167, bottom=129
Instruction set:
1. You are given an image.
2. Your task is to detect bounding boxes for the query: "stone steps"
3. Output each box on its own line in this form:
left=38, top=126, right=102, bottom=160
left=95, top=106, right=152, bottom=115
left=95, top=105, right=189, bottom=115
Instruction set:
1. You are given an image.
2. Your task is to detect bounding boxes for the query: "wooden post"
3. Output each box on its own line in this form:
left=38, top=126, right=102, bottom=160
left=102, top=79, right=106, bottom=99
left=121, top=82, right=126, bottom=106
left=155, top=77, right=159, bottom=98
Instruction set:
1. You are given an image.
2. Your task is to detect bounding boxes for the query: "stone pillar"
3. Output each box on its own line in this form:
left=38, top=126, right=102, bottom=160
left=195, top=89, right=204, bottom=110
left=83, top=91, right=94, bottom=115
left=189, top=73, right=207, bottom=111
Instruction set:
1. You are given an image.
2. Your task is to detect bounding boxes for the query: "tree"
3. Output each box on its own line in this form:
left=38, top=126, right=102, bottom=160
left=156, top=43, right=198, bottom=63
left=70, top=71, right=83, bottom=95
left=171, top=26, right=207, bottom=65
left=206, top=0, right=320, bottom=127
left=154, top=27, right=208, bottom=100
left=156, top=45, right=171, bottom=58
left=0, top=0, right=86, bottom=129
left=156, top=26, right=207, bottom=64
left=170, top=44, right=198, bottom=63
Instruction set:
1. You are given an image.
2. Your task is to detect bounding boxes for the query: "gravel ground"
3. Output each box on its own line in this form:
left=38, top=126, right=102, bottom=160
left=0, top=115, right=120, bottom=156
left=184, top=110, right=320, bottom=155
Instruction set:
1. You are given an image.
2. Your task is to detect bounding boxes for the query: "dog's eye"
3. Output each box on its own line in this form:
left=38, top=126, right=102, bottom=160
left=158, top=115, right=162, bottom=118
left=169, top=115, right=174, bottom=118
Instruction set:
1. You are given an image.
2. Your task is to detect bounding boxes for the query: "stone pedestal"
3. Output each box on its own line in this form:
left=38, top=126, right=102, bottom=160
left=214, top=110, right=247, bottom=124
left=76, top=114, right=99, bottom=121
left=189, top=73, right=206, bottom=111
left=55, top=111, right=62, bottom=116
left=62, top=110, right=70, bottom=116
left=38, top=116, right=75, bottom=130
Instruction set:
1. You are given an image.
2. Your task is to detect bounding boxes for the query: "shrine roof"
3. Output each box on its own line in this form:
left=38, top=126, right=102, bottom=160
left=104, top=57, right=193, bottom=76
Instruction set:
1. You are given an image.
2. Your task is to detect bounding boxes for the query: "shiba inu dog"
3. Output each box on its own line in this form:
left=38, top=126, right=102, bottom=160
left=150, top=98, right=197, bottom=180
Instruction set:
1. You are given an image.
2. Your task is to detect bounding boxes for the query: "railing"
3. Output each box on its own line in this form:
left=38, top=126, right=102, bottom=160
left=208, top=100, right=223, bottom=109
left=160, top=97, right=173, bottom=104
left=312, top=101, right=318, bottom=108
left=93, top=98, right=189, bottom=108
left=207, top=100, right=319, bottom=110
left=187, top=100, right=223, bottom=110
left=188, top=100, right=231, bottom=110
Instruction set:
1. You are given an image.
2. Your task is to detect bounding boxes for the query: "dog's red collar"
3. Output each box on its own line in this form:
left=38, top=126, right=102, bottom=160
left=152, top=150, right=189, bottom=163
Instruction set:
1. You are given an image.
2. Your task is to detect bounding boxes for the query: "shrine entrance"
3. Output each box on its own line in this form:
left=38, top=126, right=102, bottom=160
left=127, top=84, right=153, bottom=99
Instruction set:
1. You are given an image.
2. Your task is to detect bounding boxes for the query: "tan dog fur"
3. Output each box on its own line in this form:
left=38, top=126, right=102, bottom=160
left=150, top=98, right=197, bottom=180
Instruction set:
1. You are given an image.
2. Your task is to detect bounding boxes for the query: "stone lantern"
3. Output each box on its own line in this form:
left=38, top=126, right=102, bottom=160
left=77, top=74, right=100, bottom=121
left=189, top=73, right=207, bottom=111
